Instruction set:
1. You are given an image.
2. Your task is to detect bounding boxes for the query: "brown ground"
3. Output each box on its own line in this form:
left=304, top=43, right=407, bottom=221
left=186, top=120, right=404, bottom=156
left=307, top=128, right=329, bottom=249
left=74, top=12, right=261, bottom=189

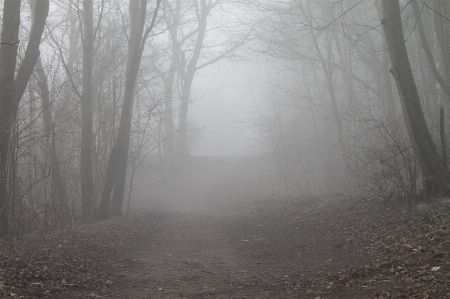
left=1, top=158, right=450, bottom=298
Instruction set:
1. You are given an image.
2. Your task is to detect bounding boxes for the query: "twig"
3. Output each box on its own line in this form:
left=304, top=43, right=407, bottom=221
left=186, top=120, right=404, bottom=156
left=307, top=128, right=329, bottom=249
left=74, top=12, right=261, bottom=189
left=348, top=197, right=370, bottom=210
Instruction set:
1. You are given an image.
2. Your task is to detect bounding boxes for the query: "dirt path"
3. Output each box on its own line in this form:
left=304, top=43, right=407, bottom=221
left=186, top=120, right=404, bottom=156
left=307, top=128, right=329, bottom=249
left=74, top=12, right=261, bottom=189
left=3, top=194, right=450, bottom=298
left=111, top=211, right=268, bottom=298
left=2, top=157, right=450, bottom=298
left=69, top=197, right=386, bottom=299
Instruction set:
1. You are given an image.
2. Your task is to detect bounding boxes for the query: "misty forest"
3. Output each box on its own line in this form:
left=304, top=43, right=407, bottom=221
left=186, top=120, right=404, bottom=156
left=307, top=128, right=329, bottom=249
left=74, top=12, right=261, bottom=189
left=1, top=0, right=450, bottom=298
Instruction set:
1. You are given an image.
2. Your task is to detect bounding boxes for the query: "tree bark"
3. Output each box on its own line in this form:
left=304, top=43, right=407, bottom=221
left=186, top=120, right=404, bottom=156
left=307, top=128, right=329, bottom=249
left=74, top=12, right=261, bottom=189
left=440, top=106, right=447, bottom=172
left=411, top=0, right=450, bottom=98
left=177, top=0, right=209, bottom=157
left=162, top=0, right=181, bottom=157
left=35, top=58, right=72, bottom=226
left=382, top=0, right=449, bottom=194
left=81, top=0, right=95, bottom=222
left=0, top=0, right=49, bottom=236
left=0, top=0, right=21, bottom=236
left=97, top=0, right=161, bottom=220
left=375, top=0, right=397, bottom=126
left=153, top=0, right=182, bottom=179
left=433, top=1, right=450, bottom=85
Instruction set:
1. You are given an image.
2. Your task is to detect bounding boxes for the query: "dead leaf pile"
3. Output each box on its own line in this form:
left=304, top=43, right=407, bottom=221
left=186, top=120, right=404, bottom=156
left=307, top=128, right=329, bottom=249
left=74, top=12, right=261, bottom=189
left=296, top=200, right=450, bottom=298
left=0, top=217, right=150, bottom=298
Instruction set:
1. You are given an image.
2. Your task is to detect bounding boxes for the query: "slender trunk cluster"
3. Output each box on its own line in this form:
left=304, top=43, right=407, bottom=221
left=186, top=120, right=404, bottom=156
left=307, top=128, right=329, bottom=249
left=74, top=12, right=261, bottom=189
left=0, top=0, right=49, bottom=236
left=97, top=0, right=161, bottom=220
left=4, top=0, right=449, bottom=233
left=176, top=0, right=209, bottom=157
left=35, top=58, right=71, bottom=226
left=81, top=0, right=95, bottom=222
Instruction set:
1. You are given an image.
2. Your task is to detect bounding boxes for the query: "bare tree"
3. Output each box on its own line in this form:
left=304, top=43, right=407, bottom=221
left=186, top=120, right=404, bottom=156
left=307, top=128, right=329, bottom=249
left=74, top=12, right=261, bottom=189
left=35, top=57, right=72, bottom=226
left=97, top=0, right=162, bottom=220
left=159, top=0, right=182, bottom=157
left=0, top=0, right=49, bottom=236
left=175, top=0, right=252, bottom=157
left=382, top=0, right=449, bottom=194
left=80, top=0, right=95, bottom=222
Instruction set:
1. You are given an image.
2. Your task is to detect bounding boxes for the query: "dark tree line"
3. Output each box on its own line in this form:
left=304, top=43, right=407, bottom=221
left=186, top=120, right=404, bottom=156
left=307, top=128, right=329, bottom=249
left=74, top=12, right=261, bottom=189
left=1, top=0, right=450, bottom=237
left=0, top=0, right=249, bottom=237
left=251, top=0, right=450, bottom=200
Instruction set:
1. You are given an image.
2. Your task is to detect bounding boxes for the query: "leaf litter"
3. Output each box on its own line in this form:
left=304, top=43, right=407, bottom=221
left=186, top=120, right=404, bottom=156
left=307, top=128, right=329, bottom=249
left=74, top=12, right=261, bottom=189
left=0, top=195, right=449, bottom=298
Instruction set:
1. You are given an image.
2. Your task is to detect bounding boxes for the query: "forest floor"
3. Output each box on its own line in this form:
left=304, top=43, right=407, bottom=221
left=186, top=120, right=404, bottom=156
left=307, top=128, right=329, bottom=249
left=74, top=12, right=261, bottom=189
left=0, top=158, right=450, bottom=299
left=1, top=190, right=450, bottom=299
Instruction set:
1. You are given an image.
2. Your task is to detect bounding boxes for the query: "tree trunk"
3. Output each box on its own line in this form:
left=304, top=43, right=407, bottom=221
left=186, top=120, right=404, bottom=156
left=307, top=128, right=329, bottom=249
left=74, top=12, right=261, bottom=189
left=35, top=58, right=72, bottom=226
left=162, top=0, right=180, bottom=157
left=163, top=80, right=175, bottom=156
left=177, top=83, right=192, bottom=156
left=440, top=106, right=447, bottom=172
left=154, top=0, right=181, bottom=179
left=0, top=0, right=49, bottom=236
left=81, top=0, right=95, bottom=222
left=411, top=0, right=450, bottom=98
left=304, top=2, right=348, bottom=160
left=0, top=0, right=20, bottom=236
left=433, top=1, right=450, bottom=85
left=375, top=0, right=397, bottom=126
left=382, top=0, right=449, bottom=194
left=381, top=45, right=396, bottom=125
left=97, top=0, right=161, bottom=220
left=316, top=38, right=348, bottom=160
left=176, top=0, right=209, bottom=157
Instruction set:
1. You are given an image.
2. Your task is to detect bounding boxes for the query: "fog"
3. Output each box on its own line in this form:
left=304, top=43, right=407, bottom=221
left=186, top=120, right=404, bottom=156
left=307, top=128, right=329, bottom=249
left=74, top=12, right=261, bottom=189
left=186, top=61, right=258, bottom=156
left=0, top=0, right=447, bottom=234
left=3, top=1, right=450, bottom=297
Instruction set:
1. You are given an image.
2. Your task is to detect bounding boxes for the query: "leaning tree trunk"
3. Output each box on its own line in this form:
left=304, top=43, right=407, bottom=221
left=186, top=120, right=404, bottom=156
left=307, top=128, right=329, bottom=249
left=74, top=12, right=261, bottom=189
left=0, top=0, right=49, bottom=236
left=97, top=0, right=161, bottom=220
left=382, top=0, right=449, bottom=194
left=81, top=0, right=95, bottom=222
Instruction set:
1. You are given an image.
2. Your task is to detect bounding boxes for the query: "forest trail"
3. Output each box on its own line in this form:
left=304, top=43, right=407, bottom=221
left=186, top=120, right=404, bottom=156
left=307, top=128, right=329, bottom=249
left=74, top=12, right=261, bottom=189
left=2, top=193, right=450, bottom=298
left=60, top=195, right=388, bottom=299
